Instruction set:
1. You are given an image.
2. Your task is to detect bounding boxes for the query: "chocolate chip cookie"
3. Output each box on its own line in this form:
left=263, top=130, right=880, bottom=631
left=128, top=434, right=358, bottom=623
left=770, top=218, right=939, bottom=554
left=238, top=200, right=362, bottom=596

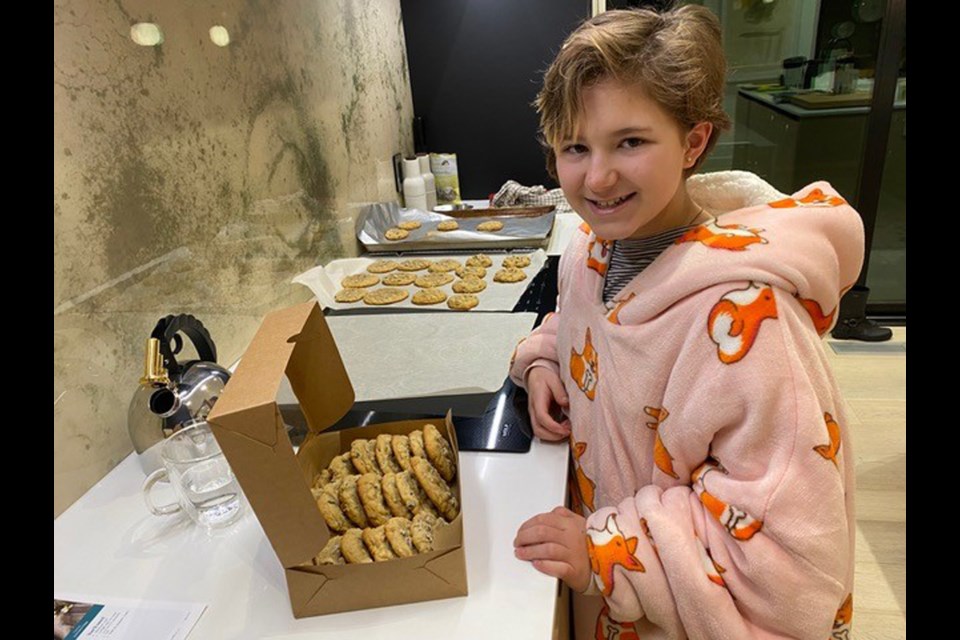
left=313, top=535, right=345, bottom=565
left=334, top=288, right=366, bottom=303
left=362, top=288, right=409, bottom=306
left=341, top=528, right=373, bottom=563
left=411, top=456, right=460, bottom=522
left=452, top=277, right=486, bottom=294
left=415, top=273, right=454, bottom=288
left=412, top=288, right=447, bottom=306
left=358, top=472, right=392, bottom=526
left=391, top=434, right=413, bottom=472
left=316, top=479, right=353, bottom=533
left=341, top=273, right=380, bottom=288
left=338, top=475, right=369, bottom=528
left=382, top=272, right=417, bottom=286
left=381, top=472, right=413, bottom=519
left=385, top=517, right=416, bottom=558
left=362, top=525, right=397, bottom=562
left=366, top=259, right=398, bottom=274
left=423, top=423, right=457, bottom=483
left=384, top=228, right=409, bottom=241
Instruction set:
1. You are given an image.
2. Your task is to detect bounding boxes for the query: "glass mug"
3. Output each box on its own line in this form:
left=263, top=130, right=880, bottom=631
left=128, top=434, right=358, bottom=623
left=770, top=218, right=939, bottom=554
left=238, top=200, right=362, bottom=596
left=141, top=420, right=245, bottom=530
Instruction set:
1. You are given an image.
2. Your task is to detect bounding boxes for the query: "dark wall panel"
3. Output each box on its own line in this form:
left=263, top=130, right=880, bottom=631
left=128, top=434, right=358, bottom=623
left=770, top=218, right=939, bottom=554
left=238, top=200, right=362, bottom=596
left=400, top=0, right=590, bottom=198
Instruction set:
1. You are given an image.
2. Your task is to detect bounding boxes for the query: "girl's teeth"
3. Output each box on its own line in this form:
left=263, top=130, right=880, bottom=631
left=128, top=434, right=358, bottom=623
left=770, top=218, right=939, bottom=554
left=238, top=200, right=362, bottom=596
left=597, top=196, right=626, bottom=208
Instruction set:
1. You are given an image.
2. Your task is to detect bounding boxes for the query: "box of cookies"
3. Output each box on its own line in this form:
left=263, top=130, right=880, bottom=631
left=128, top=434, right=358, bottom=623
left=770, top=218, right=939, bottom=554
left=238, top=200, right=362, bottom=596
left=207, top=301, right=467, bottom=617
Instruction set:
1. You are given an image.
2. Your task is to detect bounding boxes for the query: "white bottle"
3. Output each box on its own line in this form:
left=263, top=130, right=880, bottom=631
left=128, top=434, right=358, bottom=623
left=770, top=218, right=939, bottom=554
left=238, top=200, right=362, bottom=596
left=418, top=154, right=438, bottom=211
left=402, top=158, right=428, bottom=211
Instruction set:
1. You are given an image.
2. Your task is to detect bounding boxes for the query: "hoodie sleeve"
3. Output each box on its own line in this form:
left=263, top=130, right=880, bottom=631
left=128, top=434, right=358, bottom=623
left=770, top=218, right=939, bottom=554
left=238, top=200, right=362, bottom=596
left=508, top=308, right=561, bottom=388
left=583, top=290, right=854, bottom=639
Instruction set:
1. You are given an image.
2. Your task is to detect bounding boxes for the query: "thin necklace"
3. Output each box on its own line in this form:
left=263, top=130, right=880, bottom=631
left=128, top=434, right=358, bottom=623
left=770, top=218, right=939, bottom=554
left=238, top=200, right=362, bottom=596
left=684, top=204, right=706, bottom=227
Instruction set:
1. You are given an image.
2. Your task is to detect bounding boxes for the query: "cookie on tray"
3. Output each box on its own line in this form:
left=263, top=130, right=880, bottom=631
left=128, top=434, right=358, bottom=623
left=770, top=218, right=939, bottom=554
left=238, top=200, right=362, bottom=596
left=437, top=220, right=459, bottom=231
left=502, top=255, right=532, bottom=269
left=367, top=259, right=398, bottom=274
left=415, top=273, right=454, bottom=288
left=382, top=272, right=416, bottom=286
left=385, top=228, right=409, bottom=241
left=341, top=273, right=379, bottom=288
left=447, top=294, right=479, bottom=311
left=493, top=267, right=527, bottom=283
left=398, top=220, right=422, bottom=230
left=363, top=288, right=409, bottom=306
left=334, top=288, right=366, bottom=303
left=466, top=254, right=493, bottom=268
left=476, top=220, right=504, bottom=232
left=454, top=265, right=487, bottom=279
left=428, top=259, right=461, bottom=273
left=452, top=277, right=486, bottom=294
left=412, top=288, right=447, bottom=306
left=397, top=258, right=432, bottom=271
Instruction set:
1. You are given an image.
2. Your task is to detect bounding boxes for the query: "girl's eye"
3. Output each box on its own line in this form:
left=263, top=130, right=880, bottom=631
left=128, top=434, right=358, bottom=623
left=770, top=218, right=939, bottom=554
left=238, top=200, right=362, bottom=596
left=620, top=137, right=645, bottom=149
left=562, top=144, right=588, bottom=155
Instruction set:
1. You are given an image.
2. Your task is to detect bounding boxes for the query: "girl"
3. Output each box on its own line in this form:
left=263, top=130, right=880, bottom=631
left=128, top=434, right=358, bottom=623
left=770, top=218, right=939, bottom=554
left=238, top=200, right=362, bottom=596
left=510, top=6, right=861, bottom=639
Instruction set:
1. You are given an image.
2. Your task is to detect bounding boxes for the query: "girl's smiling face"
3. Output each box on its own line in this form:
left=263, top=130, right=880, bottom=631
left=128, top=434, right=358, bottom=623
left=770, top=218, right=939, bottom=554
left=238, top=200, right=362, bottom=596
left=554, top=79, right=709, bottom=240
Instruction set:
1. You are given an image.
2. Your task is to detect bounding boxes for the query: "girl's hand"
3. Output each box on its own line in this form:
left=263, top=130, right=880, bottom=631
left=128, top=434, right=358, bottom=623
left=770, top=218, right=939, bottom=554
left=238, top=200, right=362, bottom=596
left=526, top=367, right=571, bottom=441
left=513, top=506, right=592, bottom=593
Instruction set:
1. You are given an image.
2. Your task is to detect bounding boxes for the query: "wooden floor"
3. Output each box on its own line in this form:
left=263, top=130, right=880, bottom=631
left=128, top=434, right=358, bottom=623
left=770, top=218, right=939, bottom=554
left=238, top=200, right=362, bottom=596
left=824, top=327, right=906, bottom=639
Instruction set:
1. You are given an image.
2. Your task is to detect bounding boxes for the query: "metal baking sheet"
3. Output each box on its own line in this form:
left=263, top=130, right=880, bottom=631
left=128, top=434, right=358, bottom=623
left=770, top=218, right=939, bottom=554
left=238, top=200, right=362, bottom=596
left=292, top=250, right=548, bottom=312
left=357, top=201, right=556, bottom=253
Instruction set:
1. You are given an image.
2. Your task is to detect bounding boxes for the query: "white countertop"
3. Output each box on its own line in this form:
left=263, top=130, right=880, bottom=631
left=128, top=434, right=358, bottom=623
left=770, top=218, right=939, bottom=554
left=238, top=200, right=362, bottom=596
left=54, top=215, right=582, bottom=638
left=54, top=440, right=569, bottom=639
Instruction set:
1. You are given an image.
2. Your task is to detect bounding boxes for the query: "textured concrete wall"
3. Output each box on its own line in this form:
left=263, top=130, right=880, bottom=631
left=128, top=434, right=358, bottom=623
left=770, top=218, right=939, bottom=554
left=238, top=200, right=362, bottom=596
left=53, top=0, right=413, bottom=516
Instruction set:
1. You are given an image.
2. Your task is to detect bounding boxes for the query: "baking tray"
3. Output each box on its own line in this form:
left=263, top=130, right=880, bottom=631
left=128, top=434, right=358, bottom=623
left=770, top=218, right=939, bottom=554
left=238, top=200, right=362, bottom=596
left=357, top=202, right=555, bottom=253
left=292, top=250, right=548, bottom=312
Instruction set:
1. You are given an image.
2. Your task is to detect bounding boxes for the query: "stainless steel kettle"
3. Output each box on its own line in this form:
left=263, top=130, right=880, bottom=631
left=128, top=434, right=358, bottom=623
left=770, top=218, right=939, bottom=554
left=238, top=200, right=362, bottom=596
left=127, top=314, right=232, bottom=474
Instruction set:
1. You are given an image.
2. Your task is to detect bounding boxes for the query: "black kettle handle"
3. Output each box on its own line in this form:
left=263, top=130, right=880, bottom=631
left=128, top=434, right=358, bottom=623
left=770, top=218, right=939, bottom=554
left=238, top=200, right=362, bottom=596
left=150, top=314, right=218, bottom=377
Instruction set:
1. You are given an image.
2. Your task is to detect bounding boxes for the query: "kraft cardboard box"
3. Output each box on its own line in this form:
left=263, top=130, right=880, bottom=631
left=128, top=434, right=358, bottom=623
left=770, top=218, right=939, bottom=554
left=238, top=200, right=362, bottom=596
left=207, top=301, right=467, bottom=617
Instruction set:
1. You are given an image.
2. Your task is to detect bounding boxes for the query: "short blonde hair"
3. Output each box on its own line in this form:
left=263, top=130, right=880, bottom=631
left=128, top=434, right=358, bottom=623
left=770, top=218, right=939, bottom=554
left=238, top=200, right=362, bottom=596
left=536, top=5, right=731, bottom=179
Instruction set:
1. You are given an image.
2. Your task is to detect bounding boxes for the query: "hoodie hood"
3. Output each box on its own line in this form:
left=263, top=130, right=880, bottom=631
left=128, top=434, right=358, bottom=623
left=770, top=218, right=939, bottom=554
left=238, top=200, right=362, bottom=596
left=605, top=171, right=865, bottom=325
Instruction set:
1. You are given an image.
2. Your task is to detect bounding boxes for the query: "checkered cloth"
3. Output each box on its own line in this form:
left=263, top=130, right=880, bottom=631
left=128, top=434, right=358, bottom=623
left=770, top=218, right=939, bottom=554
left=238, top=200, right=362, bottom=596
left=492, top=180, right=574, bottom=214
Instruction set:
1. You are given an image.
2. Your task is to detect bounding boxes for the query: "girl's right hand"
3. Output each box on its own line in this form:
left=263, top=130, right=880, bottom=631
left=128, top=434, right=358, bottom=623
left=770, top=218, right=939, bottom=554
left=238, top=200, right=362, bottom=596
left=526, top=367, right=571, bottom=441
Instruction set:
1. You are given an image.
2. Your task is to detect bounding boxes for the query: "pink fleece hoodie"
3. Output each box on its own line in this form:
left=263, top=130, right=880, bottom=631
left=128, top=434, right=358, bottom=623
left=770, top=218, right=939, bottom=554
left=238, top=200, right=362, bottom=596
left=510, top=172, right=863, bottom=640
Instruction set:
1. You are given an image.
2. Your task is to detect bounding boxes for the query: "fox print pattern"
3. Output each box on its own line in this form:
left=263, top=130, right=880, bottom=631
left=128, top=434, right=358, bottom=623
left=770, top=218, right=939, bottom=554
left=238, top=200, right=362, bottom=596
left=677, top=221, right=768, bottom=251
left=768, top=188, right=846, bottom=209
left=708, top=282, right=778, bottom=364
left=570, top=327, right=599, bottom=400
left=795, top=295, right=836, bottom=336
left=644, top=406, right=679, bottom=479
left=587, top=514, right=646, bottom=597
left=594, top=604, right=640, bottom=640
left=572, top=438, right=597, bottom=512
left=586, top=237, right=613, bottom=276
left=814, top=412, right=842, bottom=469
left=692, top=461, right=763, bottom=541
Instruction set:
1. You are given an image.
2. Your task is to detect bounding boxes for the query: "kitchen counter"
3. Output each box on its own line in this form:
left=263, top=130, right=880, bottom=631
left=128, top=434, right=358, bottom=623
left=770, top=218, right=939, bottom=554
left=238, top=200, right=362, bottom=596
left=738, top=87, right=906, bottom=118
left=54, top=436, right=568, bottom=638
